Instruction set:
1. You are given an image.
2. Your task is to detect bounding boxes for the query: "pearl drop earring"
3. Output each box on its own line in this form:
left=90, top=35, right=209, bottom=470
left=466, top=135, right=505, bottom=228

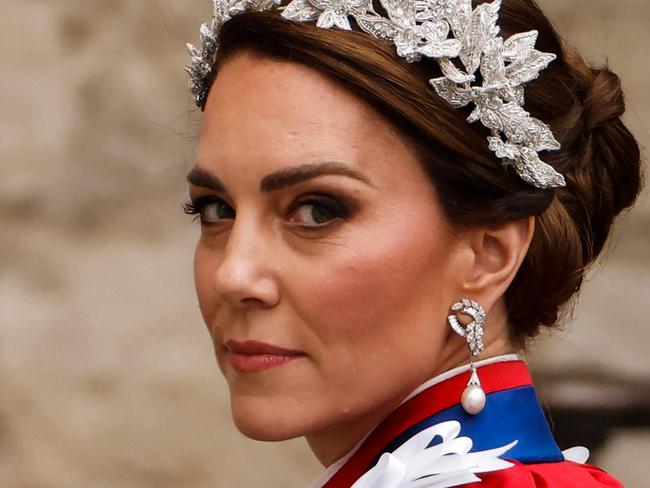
left=447, top=299, right=487, bottom=415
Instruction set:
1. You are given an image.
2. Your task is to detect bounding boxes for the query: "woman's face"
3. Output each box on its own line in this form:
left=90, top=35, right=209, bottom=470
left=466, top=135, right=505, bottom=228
left=190, top=51, right=469, bottom=451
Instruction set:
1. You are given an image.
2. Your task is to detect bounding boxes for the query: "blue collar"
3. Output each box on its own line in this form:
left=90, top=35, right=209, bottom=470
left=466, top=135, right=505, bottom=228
left=372, top=384, right=564, bottom=467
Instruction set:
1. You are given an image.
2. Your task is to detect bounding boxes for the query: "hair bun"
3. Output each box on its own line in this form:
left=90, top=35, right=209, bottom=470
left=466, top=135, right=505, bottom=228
left=583, top=68, right=625, bottom=131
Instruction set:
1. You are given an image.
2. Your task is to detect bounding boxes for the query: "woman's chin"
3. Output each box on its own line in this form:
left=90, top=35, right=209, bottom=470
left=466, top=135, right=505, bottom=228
left=233, top=419, right=297, bottom=442
left=230, top=398, right=310, bottom=442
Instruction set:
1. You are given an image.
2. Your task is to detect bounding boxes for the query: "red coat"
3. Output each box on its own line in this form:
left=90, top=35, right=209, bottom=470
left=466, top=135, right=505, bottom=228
left=466, top=460, right=623, bottom=487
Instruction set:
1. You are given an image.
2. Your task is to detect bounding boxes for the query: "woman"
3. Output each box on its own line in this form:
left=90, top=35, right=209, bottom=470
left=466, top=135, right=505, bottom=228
left=183, top=0, right=642, bottom=486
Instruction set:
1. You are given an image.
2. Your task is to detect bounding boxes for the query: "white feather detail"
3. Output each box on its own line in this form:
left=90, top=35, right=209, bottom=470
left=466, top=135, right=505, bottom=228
left=562, top=446, right=590, bottom=464
left=351, top=420, right=517, bottom=488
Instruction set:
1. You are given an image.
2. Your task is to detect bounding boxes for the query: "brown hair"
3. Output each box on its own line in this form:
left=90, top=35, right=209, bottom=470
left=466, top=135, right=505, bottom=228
left=208, top=0, right=643, bottom=346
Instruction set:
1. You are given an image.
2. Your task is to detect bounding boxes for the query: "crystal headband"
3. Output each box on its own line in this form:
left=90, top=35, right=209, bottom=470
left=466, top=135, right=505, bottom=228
left=186, top=0, right=566, bottom=189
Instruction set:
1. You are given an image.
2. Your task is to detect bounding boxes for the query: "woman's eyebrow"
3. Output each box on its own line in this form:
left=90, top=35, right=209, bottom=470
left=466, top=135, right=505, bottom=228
left=186, top=161, right=374, bottom=193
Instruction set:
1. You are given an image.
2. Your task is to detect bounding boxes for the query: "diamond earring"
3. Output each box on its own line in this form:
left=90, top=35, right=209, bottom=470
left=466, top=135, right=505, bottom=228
left=448, top=299, right=487, bottom=415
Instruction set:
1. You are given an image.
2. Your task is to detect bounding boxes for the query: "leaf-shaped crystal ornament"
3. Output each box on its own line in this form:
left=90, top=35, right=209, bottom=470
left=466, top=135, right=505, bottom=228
left=281, top=0, right=321, bottom=22
left=186, top=0, right=566, bottom=189
left=448, top=298, right=485, bottom=356
left=301, top=0, right=373, bottom=30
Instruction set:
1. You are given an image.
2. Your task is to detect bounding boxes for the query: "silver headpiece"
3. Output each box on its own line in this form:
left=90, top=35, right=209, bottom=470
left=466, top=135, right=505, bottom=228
left=186, top=0, right=566, bottom=189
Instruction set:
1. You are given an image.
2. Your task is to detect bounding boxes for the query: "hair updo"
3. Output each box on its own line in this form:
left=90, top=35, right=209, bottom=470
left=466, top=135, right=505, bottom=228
left=208, top=0, right=643, bottom=346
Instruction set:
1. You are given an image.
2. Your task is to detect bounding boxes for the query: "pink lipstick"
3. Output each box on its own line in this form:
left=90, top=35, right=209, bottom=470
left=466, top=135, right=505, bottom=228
left=224, top=340, right=305, bottom=373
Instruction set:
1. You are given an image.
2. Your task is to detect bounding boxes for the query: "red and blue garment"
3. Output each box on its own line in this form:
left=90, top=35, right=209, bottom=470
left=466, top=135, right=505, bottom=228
left=309, top=356, right=623, bottom=488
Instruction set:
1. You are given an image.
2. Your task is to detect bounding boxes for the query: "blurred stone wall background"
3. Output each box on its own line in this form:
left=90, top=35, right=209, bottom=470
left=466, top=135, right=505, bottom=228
left=0, top=0, right=648, bottom=486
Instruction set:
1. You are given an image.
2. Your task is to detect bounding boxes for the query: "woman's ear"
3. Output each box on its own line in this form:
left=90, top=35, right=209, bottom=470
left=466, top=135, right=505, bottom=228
left=457, top=216, right=535, bottom=308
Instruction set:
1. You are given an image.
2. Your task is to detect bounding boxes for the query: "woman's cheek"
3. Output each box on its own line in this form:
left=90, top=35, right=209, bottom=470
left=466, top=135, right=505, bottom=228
left=297, top=228, right=432, bottom=331
left=293, top=254, right=407, bottom=363
left=292, top=217, right=451, bottom=388
left=194, top=243, right=219, bottom=329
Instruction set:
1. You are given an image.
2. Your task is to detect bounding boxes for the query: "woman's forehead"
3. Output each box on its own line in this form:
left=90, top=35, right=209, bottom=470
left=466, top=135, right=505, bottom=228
left=197, top=53, right=424, bottom=187
left=201, top=53, right=400, bottom=143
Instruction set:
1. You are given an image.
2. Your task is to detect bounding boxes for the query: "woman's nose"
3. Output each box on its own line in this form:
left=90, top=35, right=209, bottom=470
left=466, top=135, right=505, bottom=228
left=211, top=218, right=280, bottom=309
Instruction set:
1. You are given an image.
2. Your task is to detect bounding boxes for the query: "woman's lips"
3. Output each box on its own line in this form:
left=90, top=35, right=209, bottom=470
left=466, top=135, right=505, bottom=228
left=224, top=339, right=305, bottom=373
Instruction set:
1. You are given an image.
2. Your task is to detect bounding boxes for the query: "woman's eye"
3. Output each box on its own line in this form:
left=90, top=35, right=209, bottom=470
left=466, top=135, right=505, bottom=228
left=184, top=194, right=349, bottom=229
left=288, top=197, right=349, bottom=229
left=183, top=197, right=234, bottom=224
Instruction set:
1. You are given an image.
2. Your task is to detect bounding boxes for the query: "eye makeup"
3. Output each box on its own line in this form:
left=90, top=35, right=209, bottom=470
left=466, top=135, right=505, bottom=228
left=183, top=191, right=355, bottom=230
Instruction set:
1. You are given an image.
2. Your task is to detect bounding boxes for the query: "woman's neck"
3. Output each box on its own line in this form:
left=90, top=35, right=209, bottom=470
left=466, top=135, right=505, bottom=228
left=306, top=349, right=518, bottom=468
left=305, top=301, right=518, bottom=468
